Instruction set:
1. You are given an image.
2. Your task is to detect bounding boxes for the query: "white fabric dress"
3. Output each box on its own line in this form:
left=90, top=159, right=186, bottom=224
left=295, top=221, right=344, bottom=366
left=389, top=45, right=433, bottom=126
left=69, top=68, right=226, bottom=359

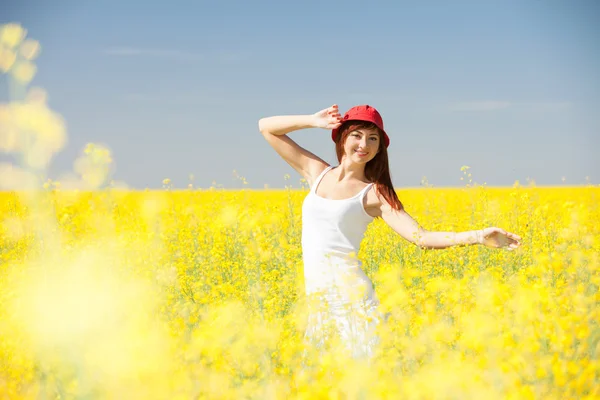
left=301, top=165, right=383, bottom=360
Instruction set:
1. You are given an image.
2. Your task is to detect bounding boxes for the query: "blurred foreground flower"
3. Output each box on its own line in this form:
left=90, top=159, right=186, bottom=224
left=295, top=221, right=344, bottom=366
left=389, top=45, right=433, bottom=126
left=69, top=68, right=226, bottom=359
left=0, top=23, right=26, bottom=49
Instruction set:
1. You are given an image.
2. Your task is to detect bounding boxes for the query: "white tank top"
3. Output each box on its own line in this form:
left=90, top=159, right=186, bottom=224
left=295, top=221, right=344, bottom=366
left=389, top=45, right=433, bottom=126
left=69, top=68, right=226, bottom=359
left=301, top=165, right=375, bottom=293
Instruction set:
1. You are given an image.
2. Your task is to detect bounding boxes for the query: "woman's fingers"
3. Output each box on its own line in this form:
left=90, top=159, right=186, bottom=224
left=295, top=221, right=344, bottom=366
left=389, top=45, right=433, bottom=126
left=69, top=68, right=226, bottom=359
left=506, top=232, right=522, bottom=246
left=505, top=232, right=522, bottom=249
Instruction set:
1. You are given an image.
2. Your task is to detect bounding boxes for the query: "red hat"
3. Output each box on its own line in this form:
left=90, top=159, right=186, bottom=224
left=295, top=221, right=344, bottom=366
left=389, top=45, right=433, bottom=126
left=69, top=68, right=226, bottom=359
left=331, top=104, right=390, bottom=148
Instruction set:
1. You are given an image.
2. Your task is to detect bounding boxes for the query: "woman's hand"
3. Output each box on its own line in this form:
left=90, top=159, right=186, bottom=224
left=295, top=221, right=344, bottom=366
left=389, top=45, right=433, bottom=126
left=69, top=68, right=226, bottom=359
left=479, top=227, right=522, bottom=250
left=312, top=104, right=343, bottom=129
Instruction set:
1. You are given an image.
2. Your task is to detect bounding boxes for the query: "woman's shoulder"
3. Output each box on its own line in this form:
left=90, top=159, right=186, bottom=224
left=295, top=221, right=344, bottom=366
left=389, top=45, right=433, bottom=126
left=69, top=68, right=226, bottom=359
left=363, top=183, right=384, bottom=218
left=364, top=183, right=404, bottom=218
left=305, top=162, right=331, bottom=187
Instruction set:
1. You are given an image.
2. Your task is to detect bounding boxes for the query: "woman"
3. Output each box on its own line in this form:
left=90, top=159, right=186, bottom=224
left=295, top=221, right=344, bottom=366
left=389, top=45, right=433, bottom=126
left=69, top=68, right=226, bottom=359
left=258, top=104, right=522, bottom=359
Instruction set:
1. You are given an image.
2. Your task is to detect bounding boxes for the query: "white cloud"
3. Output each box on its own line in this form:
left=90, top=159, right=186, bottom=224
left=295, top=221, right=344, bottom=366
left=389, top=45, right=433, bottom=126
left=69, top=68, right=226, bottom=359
left=103, top=47, right=203, bottom=61
left=449, top=101, right=572, bottom=112
left=450, top=101, right=512, bottom=111
left=517, top=102, right=572, bottom=112
left=215, top=50, right=248, bottom=63
left=122, top=93, right=162, bottom=102
left=121, top=92, right=227, bottom=106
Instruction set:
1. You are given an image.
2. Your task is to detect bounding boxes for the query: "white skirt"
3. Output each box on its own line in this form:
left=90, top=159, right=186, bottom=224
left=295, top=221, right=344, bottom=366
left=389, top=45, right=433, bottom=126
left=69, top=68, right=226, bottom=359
left=302, top=260, right=384, bottom=360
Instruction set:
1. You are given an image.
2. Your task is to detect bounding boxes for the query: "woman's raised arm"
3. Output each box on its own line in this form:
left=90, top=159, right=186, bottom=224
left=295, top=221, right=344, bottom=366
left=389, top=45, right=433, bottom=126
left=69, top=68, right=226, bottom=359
left=258, top=104, right=342, bottom=185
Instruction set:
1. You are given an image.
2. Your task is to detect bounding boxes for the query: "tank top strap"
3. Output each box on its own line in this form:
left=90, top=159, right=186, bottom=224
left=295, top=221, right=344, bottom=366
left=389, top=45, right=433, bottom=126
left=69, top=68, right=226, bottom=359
left=358, top=182, right=374, bottom=200
left=311, top=165, right=334, bottom=193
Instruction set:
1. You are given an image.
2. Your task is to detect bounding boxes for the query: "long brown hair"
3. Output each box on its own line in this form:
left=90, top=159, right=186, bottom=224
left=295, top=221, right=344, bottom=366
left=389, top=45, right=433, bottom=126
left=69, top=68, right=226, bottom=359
left=334, top=121, right=404, bottom=213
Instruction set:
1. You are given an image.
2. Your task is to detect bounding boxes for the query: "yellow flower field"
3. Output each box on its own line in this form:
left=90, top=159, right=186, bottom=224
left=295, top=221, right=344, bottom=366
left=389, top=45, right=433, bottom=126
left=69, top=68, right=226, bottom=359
left=1, top=22, right=599, bottom=399
left=0, top=185, right=598, bottom=399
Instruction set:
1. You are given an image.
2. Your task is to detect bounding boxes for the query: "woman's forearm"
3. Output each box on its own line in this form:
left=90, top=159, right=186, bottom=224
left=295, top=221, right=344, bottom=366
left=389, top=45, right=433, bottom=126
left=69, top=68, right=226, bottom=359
left=258, top=114, right=317, bottom=136
left=419, top=230, right=482, bottom=249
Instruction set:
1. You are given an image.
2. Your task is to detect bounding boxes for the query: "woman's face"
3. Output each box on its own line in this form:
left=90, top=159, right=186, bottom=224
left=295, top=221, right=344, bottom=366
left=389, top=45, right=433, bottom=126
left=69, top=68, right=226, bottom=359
left=343, top=127, right=380, bottom=164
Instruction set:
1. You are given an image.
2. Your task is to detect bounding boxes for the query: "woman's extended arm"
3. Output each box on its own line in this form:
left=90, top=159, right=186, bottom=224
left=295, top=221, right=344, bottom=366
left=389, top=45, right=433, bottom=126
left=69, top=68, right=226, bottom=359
left=379, top=200, right=522, bottom=250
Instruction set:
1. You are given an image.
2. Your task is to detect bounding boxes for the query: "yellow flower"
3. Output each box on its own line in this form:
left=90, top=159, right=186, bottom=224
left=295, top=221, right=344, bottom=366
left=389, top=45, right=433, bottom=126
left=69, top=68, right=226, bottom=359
left=19, top=38, right=41, bottom=60
left=0, top=23, right=27, bottom=48
left=11, top=60, right=37, bottom=84
left=0, top=46, right=17, bottom=72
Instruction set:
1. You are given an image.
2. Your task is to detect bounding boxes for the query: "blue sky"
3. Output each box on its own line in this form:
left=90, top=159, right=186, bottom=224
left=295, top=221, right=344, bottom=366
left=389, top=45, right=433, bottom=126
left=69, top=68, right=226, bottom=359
left=2, top=0, right=599, bottom=189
